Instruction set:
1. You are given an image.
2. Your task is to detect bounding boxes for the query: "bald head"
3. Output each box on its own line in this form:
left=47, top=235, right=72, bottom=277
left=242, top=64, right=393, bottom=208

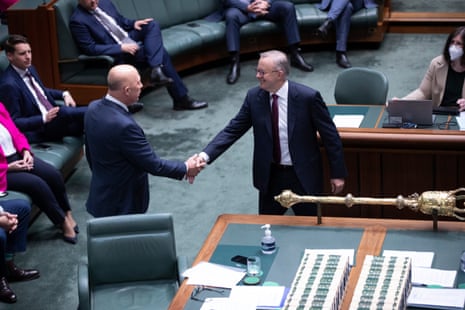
left=107, top=65, right=142, bottom=105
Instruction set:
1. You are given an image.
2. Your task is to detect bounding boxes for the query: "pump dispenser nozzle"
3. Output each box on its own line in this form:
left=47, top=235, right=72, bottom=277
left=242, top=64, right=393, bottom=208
left=260, top=224, right=276, bottom=254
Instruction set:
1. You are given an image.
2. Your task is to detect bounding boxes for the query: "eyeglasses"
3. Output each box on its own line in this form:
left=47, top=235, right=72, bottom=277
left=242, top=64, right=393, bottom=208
left=255, top=69, right=279, bottom=77
left=190, top=285, right=225, bottom=302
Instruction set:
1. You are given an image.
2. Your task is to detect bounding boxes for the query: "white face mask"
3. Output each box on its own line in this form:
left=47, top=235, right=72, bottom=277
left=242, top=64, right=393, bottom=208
left=449, top=45, right=464, bottom=61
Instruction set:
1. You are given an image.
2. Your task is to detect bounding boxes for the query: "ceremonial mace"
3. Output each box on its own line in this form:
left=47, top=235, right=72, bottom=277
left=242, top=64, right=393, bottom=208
left=275, top=188, right=465, bottom=230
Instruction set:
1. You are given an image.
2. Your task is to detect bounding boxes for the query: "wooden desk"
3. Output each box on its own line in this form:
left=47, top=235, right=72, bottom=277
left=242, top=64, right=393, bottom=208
left=323, top=105, right=465, bottom=220
left=168, top=214, right=465, bottom=310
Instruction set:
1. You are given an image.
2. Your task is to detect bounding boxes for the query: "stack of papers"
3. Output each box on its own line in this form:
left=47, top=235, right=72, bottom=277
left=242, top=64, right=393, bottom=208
left=382, top=250, right=457, bottom=288
left=182, top=261, right=246, bottom=288
left=332, top=114, right=364, bottom=128
left=407, top=287, right=465, bottom=310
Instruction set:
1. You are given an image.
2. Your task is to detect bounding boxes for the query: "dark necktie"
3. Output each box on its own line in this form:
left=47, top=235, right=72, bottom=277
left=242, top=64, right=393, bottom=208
left=271, top=94, right=281, bottom=163
left=93, top=7, right=135, bottom=44
left=26, top=72, right=54, bottom=111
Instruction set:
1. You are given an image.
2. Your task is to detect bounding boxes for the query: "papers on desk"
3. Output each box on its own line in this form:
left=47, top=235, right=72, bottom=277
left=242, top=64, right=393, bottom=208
left=382, top=250, right=457, bottom=288
left=382, top=250, right=434, bottom=268
left=305, top=248, right=355, bottom=266
left=407, top=287, right=465, bottom=310
left=199, top=286, right=288, bottom=310
left=182, top=261, right=246, bottom=288
left=332, top=114, right=364, bottom=128
left=456, top=111, right=465, bottom=130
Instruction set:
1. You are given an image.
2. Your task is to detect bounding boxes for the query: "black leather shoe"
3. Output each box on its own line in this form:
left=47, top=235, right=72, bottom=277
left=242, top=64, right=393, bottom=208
left=173, top=96, right=208, bottom=110
left=6, top=262, right=40, bottom=282
left=336, top=51, right=352, bottom=69
left=290, top=51, right=314, bottom=72
left=316, top=18, right=333, bottom=39
left=0, top=277, right=16, bottom=303
left=227, top=58, right=240, bottom=84
left=150, top=66, right=173, bottom=87
left=128, top=102, right=144, bottom=114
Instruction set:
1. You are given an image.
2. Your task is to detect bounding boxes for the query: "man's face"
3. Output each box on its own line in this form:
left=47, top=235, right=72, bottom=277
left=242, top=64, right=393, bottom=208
left=126, top=70, right=142, bottom=104
left=78, top=0, right=99, bottom=11
left=256, top=57, right=281, bottom=93
left=7, top=43, right=32, bottom=70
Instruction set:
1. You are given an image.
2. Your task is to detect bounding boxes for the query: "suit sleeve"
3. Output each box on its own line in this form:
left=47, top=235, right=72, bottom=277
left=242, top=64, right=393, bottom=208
left=120, top=122, right=187, bottom=180
left=0, top=81, right=44, bottom=132
left=311, top=91, right=348, bottom=179
left=224, top=0, right=250, bottom=12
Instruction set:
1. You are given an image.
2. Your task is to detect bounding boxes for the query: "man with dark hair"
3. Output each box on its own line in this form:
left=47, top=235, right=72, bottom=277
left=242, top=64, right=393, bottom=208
left=0, top=34, right=87, bottom=143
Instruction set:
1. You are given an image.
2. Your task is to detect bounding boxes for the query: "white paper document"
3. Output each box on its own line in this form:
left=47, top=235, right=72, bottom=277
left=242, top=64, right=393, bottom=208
left=332, top=114, right=364, bottom=128
left=304, top=249, right=355, bottom=266
left=229, top=286, right=288, bottom=309
left=200, top=298, right=256, bottom=310
left=407, top=287, right=465, bottom=310
left=412, top=267, right=457, bottom=288
left=182, top=261, right=246, bottom=288
left=457, top=111, right=465, bottom=130
left=382, top=250, right=434, bottom=268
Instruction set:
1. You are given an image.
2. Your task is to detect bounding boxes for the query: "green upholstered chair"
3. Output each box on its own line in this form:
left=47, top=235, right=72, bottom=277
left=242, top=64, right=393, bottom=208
left=78, top=213, right=188, bottom=310
left=334, top=67, right=389, bottom=105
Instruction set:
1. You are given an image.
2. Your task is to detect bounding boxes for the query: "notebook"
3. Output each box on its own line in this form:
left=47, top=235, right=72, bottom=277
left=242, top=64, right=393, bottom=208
left=387, top=99, right=434, bottom=126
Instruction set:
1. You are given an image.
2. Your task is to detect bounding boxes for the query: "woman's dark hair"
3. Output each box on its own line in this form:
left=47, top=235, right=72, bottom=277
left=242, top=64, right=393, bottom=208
left=443, top=26, right=465, bottom=65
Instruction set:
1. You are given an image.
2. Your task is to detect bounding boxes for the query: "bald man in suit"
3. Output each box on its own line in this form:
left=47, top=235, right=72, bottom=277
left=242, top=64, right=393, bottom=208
left=317, top=0, right=378, bottom=68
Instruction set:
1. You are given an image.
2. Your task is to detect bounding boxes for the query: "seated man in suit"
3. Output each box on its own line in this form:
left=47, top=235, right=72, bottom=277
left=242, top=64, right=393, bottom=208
left=70, top=0, right=207, bottom=111
left=0, top=199, right=40, bottom=304
left=316, top=0, right=378, bottom=68
left=0, top=34, right=87, bottom=143
left=214, top=0, right=314, bottom=85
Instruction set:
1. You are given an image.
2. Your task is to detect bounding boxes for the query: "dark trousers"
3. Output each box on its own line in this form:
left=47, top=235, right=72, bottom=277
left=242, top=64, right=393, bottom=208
left=6, top=153, right=70, bottom=225
left=127, top=20, right=188, bottom=101
left=258, top=165, right=317, bottom=216
left=0, top=199, right=30, bottom=277
left=224, top=1, right=301, bottom=53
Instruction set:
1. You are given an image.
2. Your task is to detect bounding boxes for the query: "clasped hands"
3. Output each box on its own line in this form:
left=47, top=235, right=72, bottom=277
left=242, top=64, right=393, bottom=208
left=247, top=0, right=270, bottom=16
left=0, top=211, right=18, bottom=234
left=184, top=154, right=206, bottom=184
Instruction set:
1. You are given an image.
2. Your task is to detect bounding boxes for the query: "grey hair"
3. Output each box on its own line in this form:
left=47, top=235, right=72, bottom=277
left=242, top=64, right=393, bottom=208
left=259, top=50, right=290, bottom=76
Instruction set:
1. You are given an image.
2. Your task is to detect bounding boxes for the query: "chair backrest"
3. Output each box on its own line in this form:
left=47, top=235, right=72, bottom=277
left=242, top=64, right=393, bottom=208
left=334, top=67, right=389, bottom=105
left=53, top=0, right=82, bottom=61
left=87, top=213, right=178, bottom=286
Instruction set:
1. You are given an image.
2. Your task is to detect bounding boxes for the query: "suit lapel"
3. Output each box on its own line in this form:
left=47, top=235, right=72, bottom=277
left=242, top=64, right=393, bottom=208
left=10, top=66, right=40, bottom=111
left=257, top=89, right=273, bottom=140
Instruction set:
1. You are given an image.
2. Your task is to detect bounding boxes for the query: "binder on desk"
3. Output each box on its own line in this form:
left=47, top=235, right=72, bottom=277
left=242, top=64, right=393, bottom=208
left=407, top=287, right=465, bottom=310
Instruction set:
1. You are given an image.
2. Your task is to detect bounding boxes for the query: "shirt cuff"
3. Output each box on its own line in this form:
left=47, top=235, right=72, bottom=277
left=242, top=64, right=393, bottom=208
left=62, top=90, right=70, bottom=98
left=199, top=151, right=210, bottom=163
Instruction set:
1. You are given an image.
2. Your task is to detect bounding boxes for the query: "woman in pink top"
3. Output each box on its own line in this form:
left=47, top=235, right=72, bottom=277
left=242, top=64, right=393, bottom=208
left=0, top=102, right=77, bottom=244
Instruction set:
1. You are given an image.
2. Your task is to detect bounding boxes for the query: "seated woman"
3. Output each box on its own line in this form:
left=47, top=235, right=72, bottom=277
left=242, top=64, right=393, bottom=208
left=0, top=199, right=39, bottom=304
left=0, top=102, right=78, bottom=244
left=400, top=26, right=465, bottom=111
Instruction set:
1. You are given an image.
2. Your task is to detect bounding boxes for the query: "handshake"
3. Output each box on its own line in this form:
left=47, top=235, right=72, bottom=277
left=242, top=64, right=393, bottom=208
left=184, top=153, right=207, bottom=184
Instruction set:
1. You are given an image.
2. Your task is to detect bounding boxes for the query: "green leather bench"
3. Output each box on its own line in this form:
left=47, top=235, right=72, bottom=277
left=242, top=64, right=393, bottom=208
left=53, top=0, right=384, bottom=88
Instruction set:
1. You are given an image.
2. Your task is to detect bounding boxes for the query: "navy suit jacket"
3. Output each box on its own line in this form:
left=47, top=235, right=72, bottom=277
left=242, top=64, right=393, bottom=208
left=203, top=81, right=347, bottom=195
left=84, top=98, right=187, bottom=217
left=69, top=0, right=136, bottom=59
left=0, top=65, right=63, bottom=142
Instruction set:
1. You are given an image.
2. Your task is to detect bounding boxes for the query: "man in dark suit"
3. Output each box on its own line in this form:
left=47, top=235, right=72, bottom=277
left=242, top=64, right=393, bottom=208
left=70, top=0, right=207, bottom=110
left=0, top=199, right=40, bottom=304
left=198, top=50, right=347, bottom=215
left=0, top=35, right=87, bottom=143
left=84, top=64, right=204, bottom=217
left=211, top=0, right=313, bottom=85
left=316, top=0, right=378, bottom=68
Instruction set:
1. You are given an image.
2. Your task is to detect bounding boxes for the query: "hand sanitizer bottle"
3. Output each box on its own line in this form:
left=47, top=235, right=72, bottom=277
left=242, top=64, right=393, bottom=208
left=261, top=224, right=276, bottom=254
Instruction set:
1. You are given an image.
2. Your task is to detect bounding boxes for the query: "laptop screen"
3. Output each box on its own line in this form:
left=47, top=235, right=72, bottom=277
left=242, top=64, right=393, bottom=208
left=387, top=99, right=434, bottom=126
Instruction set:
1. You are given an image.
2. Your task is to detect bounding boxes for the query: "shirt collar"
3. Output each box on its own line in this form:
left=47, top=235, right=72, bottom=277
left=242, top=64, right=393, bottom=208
left=105, top=94, right=129, bottom=112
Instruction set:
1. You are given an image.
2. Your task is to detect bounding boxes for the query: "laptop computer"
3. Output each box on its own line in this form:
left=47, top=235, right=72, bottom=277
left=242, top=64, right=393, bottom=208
left=386, top=99, right=434, bottom=126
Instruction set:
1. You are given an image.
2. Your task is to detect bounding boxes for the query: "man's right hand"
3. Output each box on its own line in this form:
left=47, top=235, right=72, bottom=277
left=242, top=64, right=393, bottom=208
left=121, top=43, right=140, bottom=55
left=45, top=107, right=60, bottom=123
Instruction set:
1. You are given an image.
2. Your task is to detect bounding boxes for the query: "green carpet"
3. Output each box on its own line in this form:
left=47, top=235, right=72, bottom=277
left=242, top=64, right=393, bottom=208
left=7, top=32, right=448, bottom=310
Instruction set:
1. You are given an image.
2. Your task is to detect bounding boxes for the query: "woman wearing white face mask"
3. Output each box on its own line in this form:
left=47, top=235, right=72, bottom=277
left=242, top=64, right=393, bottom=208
left=401, top=26, right=465, bottom=111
